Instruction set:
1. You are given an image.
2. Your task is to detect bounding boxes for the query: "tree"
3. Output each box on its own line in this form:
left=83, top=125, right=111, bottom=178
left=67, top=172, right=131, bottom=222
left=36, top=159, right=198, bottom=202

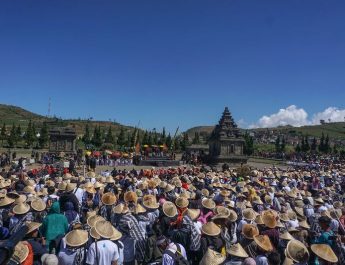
left=130, top=128, right=137, bottom=147
left=275, top=136, right=281, bottom=153
left=105, top=126, right=114, bottom=144
left=92, top=126, right=102, bottom=147
left=192, top=132, right=200, bottom=144
left=147, top=133, right=153, bottom=146
left=311, top=137, right=317, bottom=152
left=325, top=134, right=330, bottom=153
left=304, top=136, right=310, bottom=152
left=280, top=136, right=286, bottom=153
left=166, top=133, right=172, bottom=149
left=142, top=131, right=148, bottom=145
left=319, top=133, right=325, bottom=153
left=15, top=125, right=22, bottom=145
left=295, top=143, right=301, bottom=152
left=82, top=124, right=91, bottom=144
left=25, top=120, right=36, bottom=147
left=0, top=123, right=6, bottom=146
left=243, top=131, right=254, bottom=156
left=7, top=124, right=16, bottom=148
left=161, top=127, right=166, bottom=144
left=181, top=133, right=190, bottom=151
left=117, top=128, right=126, bottom=148
left=333, top=144, right=338, bottom=154
left=39, top=122, right=49, bottom=148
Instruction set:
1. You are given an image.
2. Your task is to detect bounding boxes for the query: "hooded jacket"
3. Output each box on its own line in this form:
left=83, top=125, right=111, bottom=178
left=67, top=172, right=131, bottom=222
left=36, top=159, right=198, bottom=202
left=40, top=201, right=68, bottom=248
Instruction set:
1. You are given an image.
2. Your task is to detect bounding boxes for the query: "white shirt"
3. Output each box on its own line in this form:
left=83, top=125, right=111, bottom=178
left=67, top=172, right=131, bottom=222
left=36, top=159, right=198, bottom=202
left=162, top=243, right=187, bottom=265
left=74, top=188, right=84, bottom=204
left=86, top=240, right=119, bottom=265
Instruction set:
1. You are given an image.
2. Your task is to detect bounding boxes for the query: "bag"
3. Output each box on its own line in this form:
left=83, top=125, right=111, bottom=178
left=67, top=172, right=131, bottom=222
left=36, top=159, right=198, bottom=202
left=164, top=244, right=190, bottom=265
left=169, top=227, right=190, bottom=249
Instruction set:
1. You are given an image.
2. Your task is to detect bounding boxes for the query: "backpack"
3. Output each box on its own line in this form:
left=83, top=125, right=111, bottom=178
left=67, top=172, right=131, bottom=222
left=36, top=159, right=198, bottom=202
left=169, top=227, right=190, bottom=249
left=164, top=244, right=190, bottom=265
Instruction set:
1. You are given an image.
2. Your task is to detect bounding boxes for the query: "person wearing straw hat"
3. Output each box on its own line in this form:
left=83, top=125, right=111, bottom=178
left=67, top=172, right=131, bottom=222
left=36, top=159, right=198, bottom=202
left=86, top=220, right=121, bottom=265
left=156, top=235, right=188, bottom=265
left=253, top=235, right=273, bottom=265
left=31, top=197, right=47, bottom=223
left=58, top=229, right=89, bottom=265
left=0, top=195, right=15, bottom=230
left=311, top=244, right=338, bottom=265
left=213, top=207, right=238, bottom=249
left=260, top=210, right=279, bottom=247
left=40, top=201, right=69, bottom=251
left=224, top=243, right=249, bottom=265
left=24, top=222, right=49, bottom=264
left=239, top=224, right=259, bottom=259
left=200, top=221, right=224, bottom=256
left=9, top=202, right=33, bottom=234
left=59, top=182, right=80, bottom=213
left=99, top=192, right=117, bottom=221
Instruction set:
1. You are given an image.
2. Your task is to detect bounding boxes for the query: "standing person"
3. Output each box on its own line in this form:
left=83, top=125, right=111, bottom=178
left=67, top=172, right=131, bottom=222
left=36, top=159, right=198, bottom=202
left=253, top=235, right=273, bottom=265
left=59, top=183, right=80, bottom=212
left=156, top=235, right=188, bottom=265
left=86, top=220, right=121, bottom=265
left=40, top=201, right=69, bottom=252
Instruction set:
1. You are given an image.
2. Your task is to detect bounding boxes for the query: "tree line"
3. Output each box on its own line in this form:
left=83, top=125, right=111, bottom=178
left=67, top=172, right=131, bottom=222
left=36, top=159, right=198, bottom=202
left=0, top=121, right=49, bottom=149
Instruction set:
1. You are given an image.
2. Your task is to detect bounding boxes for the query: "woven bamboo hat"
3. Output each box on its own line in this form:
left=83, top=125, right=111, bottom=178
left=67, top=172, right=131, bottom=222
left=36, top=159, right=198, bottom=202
left=15, top=194, right=27, bottom=204
left=279, top=212, right=290, bottom=222
left=113, top=203, right=129, bottom=214
left=0, top=195, right=15, bottom=207
left=134, top=203, right=147, bottom=214
left=242, top=208, right=256, bottom=221
left=124, top=191, right=138, bottom=203
left=90, top=227, right=100, bottom=240
left=162, top=201, right=178, bottom=217
left=13, top=202, right=30, bottom=215
left=262, top=210, right=277, bottom=228
left=58, top=182, right=67, bottom=191
left=164, top=184, right=175, bottom=193
left=65, top=229, right=89, bottom=247
left=65, top=183, right=77, bottom=193
left=299, top=219, right=310, bottom=229
left=105, top=176, right=115, bottom=183
left=253, top=197, right=263, bottom=205
left=199, top=248, right=225, bottom=265
left=280, top=231, right=294, bottom=241
left=227, top=243, right=249, bottom=258
left=311, top=244, right=338, bottom=263
left=95, top=220, right=115, bottom=239
left=286, top=239, right=309, bottom=263
left=187, top=209, right=200, bottom=220
left=201, top=188, right=209, bottom=197
left=253, top=235, right=273, bottom=252
left=85, top=186, right=96, bottom=194
left=175, top=197, right=189, bottom=208
left=201, top=221, right=221, bottom=236
left=101, top=192, right=117, bottom=205
left=143, top=195, right=159, bottom=209
left=242, top=224, right=259, bottom=239
left=87, top=215, right=105, bottom=227
left=26, top=222, right=42, bottom=235
left=13, top=242, right=29, bottom=263
left=31, top=198, right=46, bottom=212
left=202, top=198, right=215, bottom=210
left=110, top=226, right=122, bottom=241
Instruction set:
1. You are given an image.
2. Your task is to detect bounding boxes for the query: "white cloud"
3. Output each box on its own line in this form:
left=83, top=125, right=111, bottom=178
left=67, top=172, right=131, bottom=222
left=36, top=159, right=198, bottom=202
left=249, top=105, right=345, bottom=128
left=311, top=107, right=345, bottom=124
left=250, top=105, right=309, bottom=128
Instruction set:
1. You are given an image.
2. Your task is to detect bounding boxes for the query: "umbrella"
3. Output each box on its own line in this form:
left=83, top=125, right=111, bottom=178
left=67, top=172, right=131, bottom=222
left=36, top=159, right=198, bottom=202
left=105, top=150, right=112, bottom=155
left=85, top=151, right=92, bottom=156
left=111, top=151, right=121, bottom=159
left=93, top=151, right=101, bottom=157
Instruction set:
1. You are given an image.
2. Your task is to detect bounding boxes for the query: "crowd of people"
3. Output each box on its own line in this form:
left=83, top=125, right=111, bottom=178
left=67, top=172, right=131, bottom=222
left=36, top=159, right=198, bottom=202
left=0, top=159, right=344, bottom=265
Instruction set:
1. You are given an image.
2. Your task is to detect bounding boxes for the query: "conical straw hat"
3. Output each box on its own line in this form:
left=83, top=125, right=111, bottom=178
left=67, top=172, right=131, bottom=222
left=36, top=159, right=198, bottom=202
left=286, top=239, right=309, bottom=263
left=65, top=229, right=89, bottom=247
left=0, top=195, right=15, bottom=206
left=187, top=209, right=200, bottom=220
left=262, top=210, right=277, bottom=228
left=65, top=183, right=77, bottom=192
left=242, top=224, right=259, bottom=239
left=13, top=202, right=30, bottom=215
left=31, top=198, right=46, bottom=212
left=199, top=248, right=225, bottom=265
left=110, top=226, right=122, bottom=241
left=201, top=222, right=221, bottom=236
left=175, top=197, right=189, bottom=208
left=124, top=191, right=138, bottom=203
left=299, top=219, right=310, bottom=229
left=15, top=194, right=27, bottom=204
left=87, top=215, right=105, bottom=227
left=101, top=192, right=117, bottom=205
left=242, top=208, right=256, bottom=221
left=142, top=195, right=159, bottom=209
left=227, top=243, right=248, bottom=258
left=13, top=241, right=29, bottom=263
left=280, top=231, right=294, bottom=241
left=311, top=244, right=338, bottom=263
left=113, top=203, right=129, bottom=214
left=253, top=235, right=273, bottom=252
left=95, top=220, right=115, bottom=239
left=202, top=198, right=215, bottom=210
left=90, top=227, right=100, bottom=240
left=26, top=222, right=42, bottom=235
left=134, top=204, right=147, bottom=214
left=162, top=201, right=177, bottom=217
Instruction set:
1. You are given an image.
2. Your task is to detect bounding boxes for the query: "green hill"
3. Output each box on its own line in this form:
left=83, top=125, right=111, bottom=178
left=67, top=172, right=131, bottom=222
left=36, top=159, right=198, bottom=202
left=0, top=104, right=138, bottom=136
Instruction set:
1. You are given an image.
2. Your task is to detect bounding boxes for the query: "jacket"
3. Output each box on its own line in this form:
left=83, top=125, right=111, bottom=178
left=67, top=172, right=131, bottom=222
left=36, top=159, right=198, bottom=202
left=40, top=202, right=69, bottom=249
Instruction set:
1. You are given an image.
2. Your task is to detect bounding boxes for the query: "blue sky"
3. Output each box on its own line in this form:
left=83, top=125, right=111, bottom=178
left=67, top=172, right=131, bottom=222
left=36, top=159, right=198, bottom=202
left=1, top=1, right=345, bottom=133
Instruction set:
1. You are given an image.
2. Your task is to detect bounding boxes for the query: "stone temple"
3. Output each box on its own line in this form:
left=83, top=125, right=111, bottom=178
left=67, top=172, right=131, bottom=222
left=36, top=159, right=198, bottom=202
left=208, top=107, right=248, bottom=164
